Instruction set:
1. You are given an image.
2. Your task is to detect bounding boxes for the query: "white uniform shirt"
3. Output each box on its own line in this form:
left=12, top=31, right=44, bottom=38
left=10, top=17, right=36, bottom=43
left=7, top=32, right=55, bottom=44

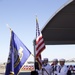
left=42, top=64, right=52, bottom=75
left=58, top=65, right=68, bottom=75
left=51, top=65, right=60, bottom=75
left=37, top=69, right=42, bottom=75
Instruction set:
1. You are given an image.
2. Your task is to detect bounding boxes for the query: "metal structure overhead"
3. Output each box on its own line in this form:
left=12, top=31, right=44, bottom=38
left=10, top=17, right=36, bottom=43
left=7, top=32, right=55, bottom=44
left=42, top=0, right=75, bottom=45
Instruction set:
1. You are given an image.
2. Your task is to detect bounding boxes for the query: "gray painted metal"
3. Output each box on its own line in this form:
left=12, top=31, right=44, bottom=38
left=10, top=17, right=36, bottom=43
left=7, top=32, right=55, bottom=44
left=42, top=0, right=75, bottom=45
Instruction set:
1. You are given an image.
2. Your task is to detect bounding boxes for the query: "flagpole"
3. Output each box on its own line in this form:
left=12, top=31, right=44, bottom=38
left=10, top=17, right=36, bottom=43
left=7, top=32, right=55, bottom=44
left=35, top=16, right=40, bottom=71
left=6, top=24, right=14, bottom=75
left=32, top=16, right=39, bottom=72
left=6, top=24, right=12, bottom=31
left=33, top=39, right=36, bottom=70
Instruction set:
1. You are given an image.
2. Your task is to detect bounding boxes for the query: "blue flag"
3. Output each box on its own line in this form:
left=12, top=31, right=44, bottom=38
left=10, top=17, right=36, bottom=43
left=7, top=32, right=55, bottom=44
left=5, top=30, right=31, bottom=75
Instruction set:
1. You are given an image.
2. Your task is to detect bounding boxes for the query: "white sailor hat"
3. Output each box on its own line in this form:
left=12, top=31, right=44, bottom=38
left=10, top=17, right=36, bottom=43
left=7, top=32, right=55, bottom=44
left=59, top=58, right=65, bottom=62
left=44, top=58, right=48, bottom=61
left=53, top=58, right=58, bottom=61
left=42, top=60, right=44, bottom=62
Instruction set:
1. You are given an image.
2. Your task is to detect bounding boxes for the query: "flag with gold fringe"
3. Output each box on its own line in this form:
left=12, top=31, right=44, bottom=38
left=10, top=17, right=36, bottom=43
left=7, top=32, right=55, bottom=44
left=5, top=30, right=31, bottom=75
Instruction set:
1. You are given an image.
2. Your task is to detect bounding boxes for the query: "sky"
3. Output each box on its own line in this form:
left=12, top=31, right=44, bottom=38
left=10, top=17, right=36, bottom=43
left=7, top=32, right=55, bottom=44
left=0, top=0, right=75, bottom=63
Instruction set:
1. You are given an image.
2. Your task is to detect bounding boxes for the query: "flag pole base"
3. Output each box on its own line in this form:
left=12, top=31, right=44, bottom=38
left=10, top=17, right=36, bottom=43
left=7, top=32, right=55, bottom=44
left=31, top=70, right=38, bottom=75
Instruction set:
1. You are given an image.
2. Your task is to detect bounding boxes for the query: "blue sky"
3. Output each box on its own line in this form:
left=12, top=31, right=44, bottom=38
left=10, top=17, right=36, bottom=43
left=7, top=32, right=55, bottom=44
left=0, top=0, right=75, bottom=63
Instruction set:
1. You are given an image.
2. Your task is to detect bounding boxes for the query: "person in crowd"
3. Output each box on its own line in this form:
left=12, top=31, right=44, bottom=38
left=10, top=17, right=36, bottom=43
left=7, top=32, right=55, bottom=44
left=38, top=60, right=44, bottom=75
left=58, top=59, right=68, bottom=75
left=35, top=61, right=40, bottom=70
left=42, top=58, right=52, bottom=75
left=42, top=60, right=45, bottom=67
left=51, top=58, right=60, bottom=75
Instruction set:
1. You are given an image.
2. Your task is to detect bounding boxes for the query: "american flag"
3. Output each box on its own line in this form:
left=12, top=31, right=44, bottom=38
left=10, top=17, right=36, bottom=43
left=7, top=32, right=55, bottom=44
left=35, top=18, right=46, bottom=66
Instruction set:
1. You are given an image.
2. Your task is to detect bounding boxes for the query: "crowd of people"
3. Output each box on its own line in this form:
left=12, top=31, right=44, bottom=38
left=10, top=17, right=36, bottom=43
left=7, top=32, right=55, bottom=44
left=35, top=58, right=71, bottom=75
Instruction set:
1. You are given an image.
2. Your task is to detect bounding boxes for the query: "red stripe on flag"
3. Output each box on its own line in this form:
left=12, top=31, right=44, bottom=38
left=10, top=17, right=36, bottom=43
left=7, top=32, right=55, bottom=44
left=36, top=45, right=45, bottom=57
left=36, top=36, right=44, bottom=49
left=36, top=54, right=42, bottom=66
left=36, top=36, right=43, bottom=44
left=35, top=18, right=46, bottom=68
left=36, top=35, right=45, bottom=57
left=36, top=40, right=45, bottom=51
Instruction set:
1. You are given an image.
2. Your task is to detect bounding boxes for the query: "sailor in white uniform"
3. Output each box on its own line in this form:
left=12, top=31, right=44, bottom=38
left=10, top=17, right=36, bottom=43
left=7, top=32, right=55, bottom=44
left=51, top=59, right=60, bottom=75
left=42, top=58, right=52, bottom=75
left=58, top=59, right=68, bottom=75
left=37, top=60, right=44, bottom=75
